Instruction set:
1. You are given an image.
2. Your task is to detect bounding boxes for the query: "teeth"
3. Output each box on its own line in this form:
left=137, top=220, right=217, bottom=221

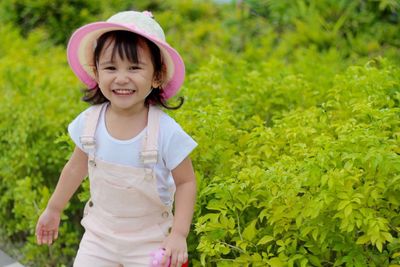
left=113, top=89, right=135, bottom=95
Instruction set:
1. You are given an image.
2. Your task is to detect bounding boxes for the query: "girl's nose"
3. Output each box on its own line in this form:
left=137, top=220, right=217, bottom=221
left=114, top=72, right=129, bottom=84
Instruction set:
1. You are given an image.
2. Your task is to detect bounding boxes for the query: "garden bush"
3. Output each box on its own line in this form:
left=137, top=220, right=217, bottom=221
left=0, top=1, right=399, bottom=266
left=0, top=0, right=167, bottom=45
left=182, top=57, right=400, bottom=266
left=0, top=24, right=87, bottom=265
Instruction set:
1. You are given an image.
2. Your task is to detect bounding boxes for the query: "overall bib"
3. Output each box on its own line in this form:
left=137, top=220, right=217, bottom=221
left=74, top=103, right=173, bottom=267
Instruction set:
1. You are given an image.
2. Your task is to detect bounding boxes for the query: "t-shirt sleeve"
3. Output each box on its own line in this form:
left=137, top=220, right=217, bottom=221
left=161, top=116, right=198, bottom=170
left=67, top=107, right=91, bottom=153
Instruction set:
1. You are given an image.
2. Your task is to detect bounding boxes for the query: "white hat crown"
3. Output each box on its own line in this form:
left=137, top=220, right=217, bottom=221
left=107, top=11, right=166, bottom=41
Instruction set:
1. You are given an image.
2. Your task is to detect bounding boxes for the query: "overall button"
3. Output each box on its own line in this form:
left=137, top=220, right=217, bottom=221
left=161, top=211, right=169, bottom=218
left=88, top=201, right=94, bottom=207
left=144, top=170, right=153, bottom=181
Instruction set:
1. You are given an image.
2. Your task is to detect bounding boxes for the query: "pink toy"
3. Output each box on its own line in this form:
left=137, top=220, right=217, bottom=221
left=150, top=248, right=170, bottom=267
left=150, top=248, right=189, bottom=267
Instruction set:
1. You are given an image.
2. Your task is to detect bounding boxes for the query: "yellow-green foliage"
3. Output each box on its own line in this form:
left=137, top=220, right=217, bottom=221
left=181, top=57, right=400, bottom=266
left=0, top=1, right=399, bottom=266
left=0, top=24, right=87, bottom=265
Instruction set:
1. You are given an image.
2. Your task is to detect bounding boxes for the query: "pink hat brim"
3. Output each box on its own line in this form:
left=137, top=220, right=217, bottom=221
left=67, top=22, right=185, bottom=99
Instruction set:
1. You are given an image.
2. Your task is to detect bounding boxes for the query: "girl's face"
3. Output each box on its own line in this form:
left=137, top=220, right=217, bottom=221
left=95, top=39, right=160, bottom=112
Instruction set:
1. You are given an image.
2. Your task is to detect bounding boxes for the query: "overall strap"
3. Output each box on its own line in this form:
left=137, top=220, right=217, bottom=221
left=79, top=103, right=105, bottom=156
left=140, top=105, right=162, bottom=165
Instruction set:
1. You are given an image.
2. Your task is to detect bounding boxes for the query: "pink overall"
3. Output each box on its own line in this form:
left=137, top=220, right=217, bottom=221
left=73, top=103, right=173, bottom=267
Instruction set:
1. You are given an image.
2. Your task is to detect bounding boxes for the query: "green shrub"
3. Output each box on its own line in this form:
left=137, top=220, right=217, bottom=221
left=0, top=1, right=399, bottom=266
left=185, top=57, right=400, bottom=266
left=0, top=24, right=87, bottom=266
left=241, top=0, right=400, bottom=57
left=0, top=0, right=136, bottom=45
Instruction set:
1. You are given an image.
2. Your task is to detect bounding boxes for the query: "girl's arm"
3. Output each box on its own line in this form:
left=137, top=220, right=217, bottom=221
left=36, top=146, right=88, bottom=245
left=162, top=156, right=196, bottom=267
left=47, top=146, right=88, bottom=212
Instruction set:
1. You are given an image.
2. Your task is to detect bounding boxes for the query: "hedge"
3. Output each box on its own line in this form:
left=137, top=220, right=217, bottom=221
left=0, top=1, right=399, bottom=266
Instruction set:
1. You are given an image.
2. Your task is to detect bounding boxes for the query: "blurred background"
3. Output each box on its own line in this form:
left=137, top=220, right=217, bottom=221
left=0, top=0, right=399, bottom=266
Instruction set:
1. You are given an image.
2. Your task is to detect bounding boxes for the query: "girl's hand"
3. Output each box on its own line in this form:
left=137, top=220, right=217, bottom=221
left=161, top=231, right=188, bottom=267
left=35, top=207, right=61, bottom=245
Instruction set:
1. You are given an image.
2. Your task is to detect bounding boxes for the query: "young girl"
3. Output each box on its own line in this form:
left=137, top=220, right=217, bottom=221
left=35, top=10, right=197, bottom=267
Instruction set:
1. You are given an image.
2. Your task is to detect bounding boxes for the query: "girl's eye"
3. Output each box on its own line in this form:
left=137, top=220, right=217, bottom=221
left=104, top=66, right=116, bottom=70
left=129, top=66, right=141, bottom=70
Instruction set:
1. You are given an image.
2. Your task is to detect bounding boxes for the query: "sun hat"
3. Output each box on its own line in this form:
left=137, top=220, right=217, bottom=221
left=67, top=10, right=185, bottom=99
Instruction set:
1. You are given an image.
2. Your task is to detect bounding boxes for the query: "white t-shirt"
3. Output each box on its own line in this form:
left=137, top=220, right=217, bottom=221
left=68, top=103, right=197, bottom=205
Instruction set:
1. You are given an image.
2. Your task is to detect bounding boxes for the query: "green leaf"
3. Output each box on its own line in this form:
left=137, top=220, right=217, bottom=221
left=309, top=255, right=322, bottom=267
left=338, top=200, right=350, bottom=210
left=312, top=229, right=319, bottom=241
left=376, top=240, right=383, bottom=252
left=344, top=204, right=353, bottom=217
left=206, top=199, right=226, bottom=211
left=356, top=235, right=370, bottom=245
left=382, top=231, right=393, bottom=242
left=257, top=235, right=274, bottom=245
left=276, top=239, right=285, bottom=246
left=392, top=252, right=400, bottom=258
left=242, top=219, right=257, bottom=241
left=300, top=258, right=309, bottom=267
left=268, top=257, right=285, bottom=267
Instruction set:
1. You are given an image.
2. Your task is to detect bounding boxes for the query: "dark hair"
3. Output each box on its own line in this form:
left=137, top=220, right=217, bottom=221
left=82, top=30, right=183, bottom=110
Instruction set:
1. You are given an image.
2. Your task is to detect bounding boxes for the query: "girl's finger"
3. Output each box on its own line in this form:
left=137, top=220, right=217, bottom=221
left=43, top=231, right=49, bottom=245
left=170, top=251, right=178, bottom=267
left=45, top=231, right=52, bottom=245
left=161, top=248, right=170, bottom=265
left=176, top=252, right=184, bottom=267
left=36, top=232, right=41, bottom=245
left=35, top=225, right=42, bottom=244
left=35, top=229, right=40, bottom=244
left=48, top=231, right=54, bottom=245
left=37, top=229, right=44, bottom=245
left=53, top=230, right=58, bottom=240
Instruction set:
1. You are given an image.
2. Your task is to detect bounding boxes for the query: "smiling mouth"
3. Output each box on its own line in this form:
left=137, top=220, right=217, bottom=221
left=112, top=89, right=136, bottom=95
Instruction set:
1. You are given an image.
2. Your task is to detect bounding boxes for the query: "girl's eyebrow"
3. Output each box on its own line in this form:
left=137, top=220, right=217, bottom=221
left=99, top=60, right=147, bottom=66
left=99, top=61, right=114, bottom=66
